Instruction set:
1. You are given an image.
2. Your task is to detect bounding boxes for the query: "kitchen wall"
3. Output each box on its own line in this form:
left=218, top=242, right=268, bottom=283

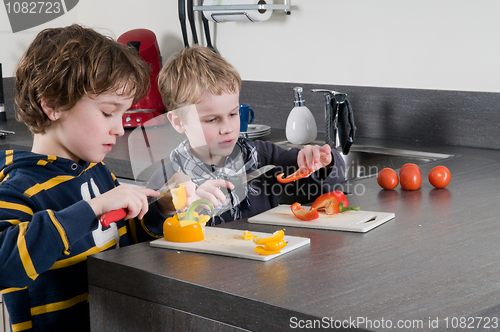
left=1, top=0, right=500, bottom=92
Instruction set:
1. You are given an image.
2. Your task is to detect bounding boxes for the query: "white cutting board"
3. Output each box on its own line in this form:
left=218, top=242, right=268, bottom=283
left=248, top=205, right=395, bottom=233
left=150, top=227, right=310, bottom=261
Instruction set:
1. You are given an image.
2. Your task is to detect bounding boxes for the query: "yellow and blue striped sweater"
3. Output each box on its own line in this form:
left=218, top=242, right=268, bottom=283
left=0, top=150, right=164, bottom=331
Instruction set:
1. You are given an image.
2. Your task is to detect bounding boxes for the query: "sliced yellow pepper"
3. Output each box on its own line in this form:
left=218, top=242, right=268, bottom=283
left=163, top=214, right=205, bottom=243
left=163, top=199, right=214, bottom=243
left=254, top=246, right=281, bottom=255
left=264, top=239, right=287, bottom=252
left=242, top=230, right=257, bottom=241
left=253, top=230, right=288, bottom=255
left=253, top=230, right=285, bottom=245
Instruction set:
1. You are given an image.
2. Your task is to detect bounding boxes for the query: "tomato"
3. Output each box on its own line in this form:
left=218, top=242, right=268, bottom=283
left=399, top=163, right=420, bottom=177
left=377, top=168, right=399, bottom=190
left=428, top=166, right=451, bottom=188
left=400, top=166, right=422, bottom=190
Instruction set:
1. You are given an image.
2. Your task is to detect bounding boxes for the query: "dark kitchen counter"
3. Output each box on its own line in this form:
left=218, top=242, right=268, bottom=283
left=86, top=127, right=500, bottom=331
left=2, top=111, right=499, bottom=331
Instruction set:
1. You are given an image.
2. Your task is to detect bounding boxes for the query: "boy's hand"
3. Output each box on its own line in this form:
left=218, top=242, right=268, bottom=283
left=88, top=184, right=159, bottom=220
left=297, top=144, right=333, bottom=173
left=157, top=179, right=233, bottom=215
left=194, top=179, right=235, bottom=208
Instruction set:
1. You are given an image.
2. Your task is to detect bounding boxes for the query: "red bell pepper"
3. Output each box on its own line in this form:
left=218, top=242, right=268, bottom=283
left=311, top=190, right=349, bottom=210
left=290, top=202, right=319, bottom=221
left=277, top=168, right=313, bottom=183
left=312, top=191, right=360, bottom=215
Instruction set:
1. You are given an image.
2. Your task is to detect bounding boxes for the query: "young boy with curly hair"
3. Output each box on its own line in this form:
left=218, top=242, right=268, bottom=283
left=0, top=25, right=165, bottom=331
left=148, top=45, right=346, bottom=224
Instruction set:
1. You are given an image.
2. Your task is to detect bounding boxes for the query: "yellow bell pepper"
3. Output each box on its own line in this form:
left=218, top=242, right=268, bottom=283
left=253, top=230, right=287, bottom=255
left=171, top=183, right=187, bottom=210
left=163, top=199, right=214, bottom=243
left=242, top=230, right=257, bottom=241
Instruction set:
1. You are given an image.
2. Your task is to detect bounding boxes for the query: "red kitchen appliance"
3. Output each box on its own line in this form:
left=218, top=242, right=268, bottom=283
left=117, top=29, right=167, bottom=128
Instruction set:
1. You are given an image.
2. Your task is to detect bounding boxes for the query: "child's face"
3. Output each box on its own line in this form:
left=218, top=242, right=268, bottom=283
left=39, top=87, right=133, bottom=163
left=181, top=91, right=240, bottom=164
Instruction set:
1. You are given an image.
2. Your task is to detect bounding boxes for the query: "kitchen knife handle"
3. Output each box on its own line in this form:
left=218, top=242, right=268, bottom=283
left=100, top=208, right=127, bottom=228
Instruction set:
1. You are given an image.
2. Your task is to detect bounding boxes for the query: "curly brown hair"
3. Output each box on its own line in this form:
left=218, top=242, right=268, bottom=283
left=15, top=24, right=151, bottom=134
left=158, top=45, right=241, bottom=113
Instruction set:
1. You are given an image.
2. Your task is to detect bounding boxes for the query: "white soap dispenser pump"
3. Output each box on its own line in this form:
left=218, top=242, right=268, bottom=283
left=286, top=87, right=317, bottom=144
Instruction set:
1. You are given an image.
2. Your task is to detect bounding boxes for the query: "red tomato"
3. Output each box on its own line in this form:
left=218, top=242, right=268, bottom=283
left=400, top=166, right=422, bottom=190
left=428, top=166, right=451, bottom=188
left=377, top=168, right=399, bottom=190
left=399, top=163, right=420, bottom=177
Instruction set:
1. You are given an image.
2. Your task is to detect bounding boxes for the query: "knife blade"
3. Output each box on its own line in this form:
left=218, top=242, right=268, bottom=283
left=100, top=182, right=177, bottom=228
left=244, top=165, right=275, bottom=182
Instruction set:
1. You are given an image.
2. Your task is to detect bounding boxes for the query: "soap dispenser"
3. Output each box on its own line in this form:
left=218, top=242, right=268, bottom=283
left=286, top=87, right=317, bottom=144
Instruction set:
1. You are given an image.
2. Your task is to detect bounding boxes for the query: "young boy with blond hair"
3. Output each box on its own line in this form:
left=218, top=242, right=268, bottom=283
left=0, top=25, right=166, bottom=331
left=149, top=45, right=346, bottom=224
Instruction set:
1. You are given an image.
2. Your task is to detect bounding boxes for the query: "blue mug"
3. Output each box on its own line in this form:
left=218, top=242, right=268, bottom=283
left=239, top=104, right=254, bottom=132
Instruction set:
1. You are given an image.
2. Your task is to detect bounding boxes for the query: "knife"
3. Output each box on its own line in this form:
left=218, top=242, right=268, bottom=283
left=99, top=165, right=276, bottom=228
left=244, top=164, right=275, bottom=183
left=99, top=182, right=177, bottom=228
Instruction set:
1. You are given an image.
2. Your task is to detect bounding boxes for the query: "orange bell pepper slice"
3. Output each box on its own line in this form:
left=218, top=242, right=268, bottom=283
left=276, top=168, right=312, bottom=183
left=254, top=246, right=281, bottom=255
left=253, top=229, right=284, bottom=245
left=263, top=239, right=287, bottom=252
left=253, top=230, right=288, bottom=255
left=290, top=202, right=319, bottom=221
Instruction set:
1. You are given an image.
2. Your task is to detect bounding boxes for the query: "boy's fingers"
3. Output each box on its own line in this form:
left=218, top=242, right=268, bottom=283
left=321, top=144, right=332, bottom=154
left=209, top=179, right=235, bottom=190
left=196, top=188, right=223, bottom=207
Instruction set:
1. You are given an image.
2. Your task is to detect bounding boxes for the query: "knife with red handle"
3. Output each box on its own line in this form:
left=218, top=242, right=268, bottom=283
left=99, top=183, right=176, bottom=228
left=99, top=165, right=276, bottom=228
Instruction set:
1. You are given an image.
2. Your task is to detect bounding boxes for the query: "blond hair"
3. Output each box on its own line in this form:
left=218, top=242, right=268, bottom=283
left=15, top=24, right=151, bottom=134
left=158, top=45, right=241, bottom=113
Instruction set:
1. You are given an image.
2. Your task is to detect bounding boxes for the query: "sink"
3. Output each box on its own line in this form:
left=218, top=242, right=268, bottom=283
left=273, top=141, right=455, bottom=181
left=341, top=145, right=454, bottom=180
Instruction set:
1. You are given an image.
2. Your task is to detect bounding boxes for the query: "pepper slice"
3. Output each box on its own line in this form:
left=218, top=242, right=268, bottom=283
left=171, top=183, right=187, bottom=210
left=254, top=246, right=281, bottom=255
left=253, top=229, right=285, bottom=245
left=242, top=230, right=257, bottom=241
left=163, top=199, right=215, bottom=243
left=253, top=230, right=288, bottom=255
left=276, top=168, right=313, bottom=183
left=290, top=202, right=319, bottom=221
left=263, top=239, right=287, bottom=252
left=311, top=190, right=348, bottom=210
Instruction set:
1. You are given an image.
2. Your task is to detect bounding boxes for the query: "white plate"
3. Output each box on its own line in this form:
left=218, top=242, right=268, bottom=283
left=241, top=124, right=271, bottom=134
left=241, top=124, right=271, bottom=139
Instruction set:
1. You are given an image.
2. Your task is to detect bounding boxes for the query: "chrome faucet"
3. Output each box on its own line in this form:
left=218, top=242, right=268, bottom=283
left=312, top=89, right=347, bottom=150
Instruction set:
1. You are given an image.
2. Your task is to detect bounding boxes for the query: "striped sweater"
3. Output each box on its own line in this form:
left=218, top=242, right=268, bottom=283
left=0, top=150, right=164, bottom=331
